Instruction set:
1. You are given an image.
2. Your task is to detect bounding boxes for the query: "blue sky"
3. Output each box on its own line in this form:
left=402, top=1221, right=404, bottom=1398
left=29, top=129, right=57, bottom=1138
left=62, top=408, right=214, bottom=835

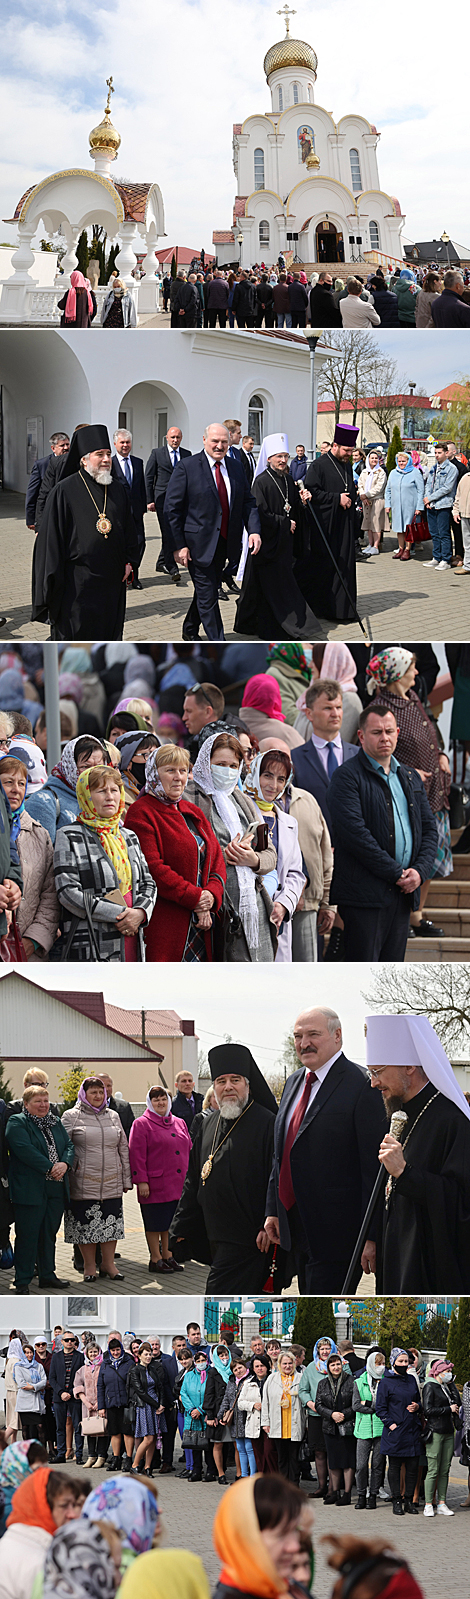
left=366, top=331, right=470, bottom=393
left=0, top=0, right=467, bottom=251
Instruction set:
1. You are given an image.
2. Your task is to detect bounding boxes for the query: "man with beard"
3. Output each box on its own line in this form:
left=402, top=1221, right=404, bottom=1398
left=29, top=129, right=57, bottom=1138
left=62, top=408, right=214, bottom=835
left=297, top=422, right=358, bottom=621
left=265, top=1007, right=386, bottom=1292
left=363, top=1012, right=470, bottom=1293
left=169, top=1043, right=278, bottom=1293
left=32, top=424, right=139, bottom=639
left=235, top=434, right=324, bottom=640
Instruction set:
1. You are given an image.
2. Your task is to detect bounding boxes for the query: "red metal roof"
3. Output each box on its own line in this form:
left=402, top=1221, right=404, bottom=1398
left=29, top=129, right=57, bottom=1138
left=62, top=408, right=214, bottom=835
left=233, top=124, right=242, bottom=136
left=158, top=245, right=215, bottom=265
left=213, top=230, right=235, bottom=244
left=50, top=990, right=107, bottom=1025
left=3, top=185, right=36, bottom=224
left=114, top=180, right=152, bottom=222
left=104, top=1005, right=189, bottom=1038
left=318, top=394, right=431, bottom=413
left=233, top=197, right=248, bottom=219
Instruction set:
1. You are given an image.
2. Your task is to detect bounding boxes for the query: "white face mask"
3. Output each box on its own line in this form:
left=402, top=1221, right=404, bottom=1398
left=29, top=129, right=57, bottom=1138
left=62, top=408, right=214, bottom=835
left=211, top=763, right=241, bottom=793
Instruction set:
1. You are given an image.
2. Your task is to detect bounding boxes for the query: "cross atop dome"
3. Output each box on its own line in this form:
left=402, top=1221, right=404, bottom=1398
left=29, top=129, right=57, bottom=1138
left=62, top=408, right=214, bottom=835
left=277, top=5, right=296, bottom=34
left=89, top=76, right=121, bottom=174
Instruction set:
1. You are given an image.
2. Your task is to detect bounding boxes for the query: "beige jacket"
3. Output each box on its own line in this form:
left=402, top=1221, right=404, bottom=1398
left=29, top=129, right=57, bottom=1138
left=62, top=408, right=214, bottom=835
left=453, top=472, right=470, bottom=520
left=240, top=705, right=304, bottom=749
left=16, top=811, right=60, bottom=954
left=289, top=784, right=335, bottom=912
left=61, top=1101, right=132, bottom=1201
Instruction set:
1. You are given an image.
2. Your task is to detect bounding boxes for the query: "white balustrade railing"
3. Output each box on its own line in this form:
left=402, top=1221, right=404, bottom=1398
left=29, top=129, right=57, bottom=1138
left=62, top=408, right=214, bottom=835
left=0, top=281, right=143, bottom=324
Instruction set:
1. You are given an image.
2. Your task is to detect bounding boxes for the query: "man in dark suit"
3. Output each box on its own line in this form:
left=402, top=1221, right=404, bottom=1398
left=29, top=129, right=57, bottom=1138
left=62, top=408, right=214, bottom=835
left=240, top=435, right=256, bottom=484
left=165, top=422, right=261, bottom=639
left=145, top=427, right=192, bottom=582
left=172, top=1070, right=203, bottom=1130
left=291, top=678, right=358, bottom=832
left=265, top=1006, right=387, bottom=1292
left=25, top=432, right=69, bottom=528
left=112, top=429, right=148, bottom=589
left=49, top=1331, right=85, bottom=1462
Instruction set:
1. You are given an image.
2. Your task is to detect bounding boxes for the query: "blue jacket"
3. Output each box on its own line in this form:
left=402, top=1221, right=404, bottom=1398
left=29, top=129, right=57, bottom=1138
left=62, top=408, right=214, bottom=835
left=328, top=747, right=438, bottom=909
left=25, top=772, right=79, bottom=843
left=179, top=1367, right=208, bottom=1431
left=371, top=289, right=399, bottom=327
left=25, top=455, right=51, bottom=526
left=289, top=456, right=308, bottom=482
left=165, top=449, right=260, bottom=570
left=291, top=737, right=358, bottom=833
left=375, top=1371, right=422, bottom=1456
left=431, top=288, right=470, bottom=328
left=97, top=1345, right=135, bottom=1410
left=425, top=459, right=459, bottom=509
left=384, top=467, right=424, bottom=533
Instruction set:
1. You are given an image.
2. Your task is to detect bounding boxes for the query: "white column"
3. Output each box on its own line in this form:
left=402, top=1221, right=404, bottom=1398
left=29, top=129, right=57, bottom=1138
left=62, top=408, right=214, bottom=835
left=138, top=234, right=160, bottom=312
left=7, top=222, right=38, bottom=284
left=115, top=222, right=138, bottom=287
left=59, top=229, right=81, bottom=288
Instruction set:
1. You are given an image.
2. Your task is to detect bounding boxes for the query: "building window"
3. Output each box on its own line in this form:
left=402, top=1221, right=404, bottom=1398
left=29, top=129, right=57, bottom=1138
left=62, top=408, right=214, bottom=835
left=278, top=85, right=283, bottom=111
left=154, top=410, right=168, bottom=446
left=369, top=220, right=380, bottom=250
left=292, top=82, right=300, bottom=104
left=248, top=394, right=264, bottom=447
left=350, top=148, right=362, bottom=191
left=254, top=149, right=265, bottom=191
left=259, top=221, right=270, bottom=247
left=307, top=83, right=314, bottom=102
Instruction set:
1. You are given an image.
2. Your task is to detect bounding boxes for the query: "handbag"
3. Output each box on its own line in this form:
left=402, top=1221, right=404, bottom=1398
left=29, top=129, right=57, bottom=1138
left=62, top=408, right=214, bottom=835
left=80, top=1416, right=108, bottom=1435
left=404, top=510, right=430, bottom=546
left=0, top=911, right=27, bottom=964
left=182, top=1418, right=205, bottom=1450
left=213, top=893, right=248, bottom=962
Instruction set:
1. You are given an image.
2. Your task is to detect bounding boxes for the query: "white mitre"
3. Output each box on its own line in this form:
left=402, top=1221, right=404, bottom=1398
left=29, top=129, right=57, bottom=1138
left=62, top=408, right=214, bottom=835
left=254, top=434, right=289, bottom=479
left=365, top=1013, right=470, bottom=1123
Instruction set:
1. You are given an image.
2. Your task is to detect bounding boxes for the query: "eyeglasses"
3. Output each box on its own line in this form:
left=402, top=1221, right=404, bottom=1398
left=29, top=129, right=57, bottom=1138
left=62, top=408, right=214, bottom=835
left=0, top=738, right=11, bottom=750
left=367, top=1065, right=390, bottom=1081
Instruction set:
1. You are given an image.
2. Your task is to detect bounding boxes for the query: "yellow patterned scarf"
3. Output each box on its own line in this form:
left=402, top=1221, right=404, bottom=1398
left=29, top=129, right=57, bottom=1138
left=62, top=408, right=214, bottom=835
left=76, top=767, right=132, bottom=894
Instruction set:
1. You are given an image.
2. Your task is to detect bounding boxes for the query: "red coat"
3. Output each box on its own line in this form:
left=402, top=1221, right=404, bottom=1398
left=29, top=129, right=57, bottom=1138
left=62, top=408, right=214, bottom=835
left=129, top=792, right=226, bottom=961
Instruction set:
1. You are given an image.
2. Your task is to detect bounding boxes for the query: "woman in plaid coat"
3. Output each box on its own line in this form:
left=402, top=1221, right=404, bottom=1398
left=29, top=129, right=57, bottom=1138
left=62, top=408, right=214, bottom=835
left=53, top=764, right=156, bottom=961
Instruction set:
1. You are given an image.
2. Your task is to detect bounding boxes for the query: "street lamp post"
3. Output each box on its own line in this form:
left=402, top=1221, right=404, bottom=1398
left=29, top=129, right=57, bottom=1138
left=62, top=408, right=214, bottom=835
left=306, top=332, right=322, bottom=462
left=237, top=232, right=244, bottom=270
left=43, top=642, right=61, bottom=774
left=441, top=231, right=451, bottom=268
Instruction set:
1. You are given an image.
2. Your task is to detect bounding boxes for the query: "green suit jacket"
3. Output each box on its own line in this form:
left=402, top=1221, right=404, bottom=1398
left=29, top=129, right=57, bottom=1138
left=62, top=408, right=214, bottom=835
left=7, top=1112, right=75, bottom=1206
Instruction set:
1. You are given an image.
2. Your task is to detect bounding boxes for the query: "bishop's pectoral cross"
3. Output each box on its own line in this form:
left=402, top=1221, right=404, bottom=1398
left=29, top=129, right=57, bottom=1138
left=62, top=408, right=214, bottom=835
left=277, top=4, right=296, bottom=34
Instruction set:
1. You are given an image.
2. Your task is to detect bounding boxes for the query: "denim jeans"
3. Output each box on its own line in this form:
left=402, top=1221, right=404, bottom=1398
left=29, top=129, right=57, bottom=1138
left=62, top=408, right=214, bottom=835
left=427, top=506, right=452, bottom=564
left=277, top=313, right=292, bottom=327
left=236, top=1437, right=257, bottom=1476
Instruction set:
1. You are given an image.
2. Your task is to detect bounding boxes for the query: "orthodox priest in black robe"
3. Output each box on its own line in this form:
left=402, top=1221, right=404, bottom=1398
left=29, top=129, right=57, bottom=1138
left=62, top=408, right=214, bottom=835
left=363, top=1012, right=470, bottom=1293
left=169, top=1043, right=286, bottom=1293
left=296, top=423, right=358, bottom=621
left=235, top=434, right=323, bottom=640
left=32, top=424, right=139, bottom=639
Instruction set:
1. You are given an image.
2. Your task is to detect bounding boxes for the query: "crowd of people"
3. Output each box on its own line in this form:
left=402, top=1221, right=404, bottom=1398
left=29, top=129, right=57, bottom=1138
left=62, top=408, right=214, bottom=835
left=157, top=260, right=470, bottom=331
left=27, top=418, right=470, bottom=643
left=0, top=638, right=467, bottom=964
left=2, top=1319, right=466, bottom=1599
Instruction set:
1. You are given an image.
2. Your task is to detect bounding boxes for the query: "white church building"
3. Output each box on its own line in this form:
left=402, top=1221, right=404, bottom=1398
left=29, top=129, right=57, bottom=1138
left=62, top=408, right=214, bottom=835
left=213, top=7, right=405, bottom=269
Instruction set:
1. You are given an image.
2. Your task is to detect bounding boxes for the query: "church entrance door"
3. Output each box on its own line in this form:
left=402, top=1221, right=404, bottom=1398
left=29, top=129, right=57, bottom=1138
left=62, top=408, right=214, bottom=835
left=316, top=222, right=341, bottom=263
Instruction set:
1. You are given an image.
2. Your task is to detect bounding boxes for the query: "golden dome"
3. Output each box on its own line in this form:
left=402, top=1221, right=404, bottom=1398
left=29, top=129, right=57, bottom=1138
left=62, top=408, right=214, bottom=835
left=264, top=36, right=318, bottom=78
left=89, top=77, right=121, bottom=159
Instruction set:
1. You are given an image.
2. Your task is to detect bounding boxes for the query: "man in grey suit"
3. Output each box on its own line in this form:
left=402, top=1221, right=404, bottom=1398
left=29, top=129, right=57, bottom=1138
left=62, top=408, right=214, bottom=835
left=291, top=679, right=359, bottom=834
left=145, top=427, right=192, bottom=581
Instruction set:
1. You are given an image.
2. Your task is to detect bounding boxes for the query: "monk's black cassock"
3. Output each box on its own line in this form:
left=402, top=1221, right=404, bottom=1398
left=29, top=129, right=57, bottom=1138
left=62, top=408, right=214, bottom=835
left=235, top=468, right=322, bottom=640
left=296, top=451, right=357, bottom=621
left=32, top=425, right=139, bottom=639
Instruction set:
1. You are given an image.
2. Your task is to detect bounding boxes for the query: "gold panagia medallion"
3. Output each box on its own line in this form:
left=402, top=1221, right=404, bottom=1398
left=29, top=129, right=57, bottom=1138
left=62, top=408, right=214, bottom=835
left=96, top=514, right=112, bottom=537
left=201, top=1157, right=213, bottom=1184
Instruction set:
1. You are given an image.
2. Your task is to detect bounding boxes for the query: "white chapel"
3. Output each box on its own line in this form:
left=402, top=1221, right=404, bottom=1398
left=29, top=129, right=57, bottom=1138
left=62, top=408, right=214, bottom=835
left=213, top=6, right=405, bottom=268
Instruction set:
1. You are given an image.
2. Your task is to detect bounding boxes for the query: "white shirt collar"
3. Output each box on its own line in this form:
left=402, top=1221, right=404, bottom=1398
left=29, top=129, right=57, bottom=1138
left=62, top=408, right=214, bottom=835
left=311, top=731, right=342, bottom=750
left=303, top=1048, right=342, bottom=1083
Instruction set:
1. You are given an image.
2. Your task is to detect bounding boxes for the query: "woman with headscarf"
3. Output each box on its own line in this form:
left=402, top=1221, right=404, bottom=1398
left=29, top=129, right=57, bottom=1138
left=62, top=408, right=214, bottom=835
left=25, top=736, right=108, bottom=844
left=81, top=1471, right=160, bottom=1571
left=294, top=643, right=362, bottom=745
left=261, top=1351, right=305, bottom=1486
left=315, top=1351, right=355, bottom=1505
left=266, top=645, right=312, bottom=727
left=375, top=1349, right=423, bottom=1517
left=366, top=647, right=452, bottom=938
left=4, top=1337, right=24, bottom=1442
left=178, top=1351, right=210, bottom=1483
left=392, top=268, right=418, bottom=326
left=212, top=1471, right=308, bottom=1599
left=243, top=749, right=305, bottom=961
left=202, top=1344, right=233, bottom=1487
left=0, top=1466, right=78, bottom=1599
left=114, top=732, right=161, bottom=813
left=235, top=435, right=321, bottom=641
left=385, top=452, right=425, bottom=560
left=118, top=1550, right=209, bottom=1599
left=12, top=1343, right=47, bottom=1443
left=61, top=1077, right=132, bottom=1281
left=53, top=763, right=156, bottom=961
left=130, top=743, right=226, bottom=962
left=241, top=676, right=304, bottom=750
left=352, top=1348, right=386, bottom=1510
left=73, top=1341, right=108, bottom=1470
left=41, top=1519, right=120, bottom=1599
left=298, top=1337, right=339, bottom=1499
left=357, top=452, right=387, bottom=555
left=0, top=670, right=41, bottom=729
left=0, top=755, right=59, bottom=960
left=101, top=279, right=137, bottom=328
left=57, top=271, right=96, bottom=328
left=112, top=696, right=154, bottom=729
left=190, top=732, right=277, bottom=962
left=0, top=1440, right=48, bottom=1536
left=129, top=1087, right=191, bottom=1274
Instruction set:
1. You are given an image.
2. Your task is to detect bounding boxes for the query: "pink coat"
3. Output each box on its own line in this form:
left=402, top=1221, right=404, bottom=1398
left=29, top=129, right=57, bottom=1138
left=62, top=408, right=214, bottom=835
left=129, top=1108, right=191, bottom=1203
left=73, top=1358, right=102, bottom=1416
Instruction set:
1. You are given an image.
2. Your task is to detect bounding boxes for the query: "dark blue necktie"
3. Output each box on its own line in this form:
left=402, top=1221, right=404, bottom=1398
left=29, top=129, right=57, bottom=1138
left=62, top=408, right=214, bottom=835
left=172, top=451, right=178, bottom=467
left=327, top=742, right=339, bottom=779
left=123, top=457, right=131, bottom=485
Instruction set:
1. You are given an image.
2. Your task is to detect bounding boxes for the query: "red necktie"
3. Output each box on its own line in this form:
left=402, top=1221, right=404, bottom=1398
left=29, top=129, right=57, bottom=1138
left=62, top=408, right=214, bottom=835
left=215, top=461, right=229, bottom=540
left=279, top=1071, right=317, bottom=1212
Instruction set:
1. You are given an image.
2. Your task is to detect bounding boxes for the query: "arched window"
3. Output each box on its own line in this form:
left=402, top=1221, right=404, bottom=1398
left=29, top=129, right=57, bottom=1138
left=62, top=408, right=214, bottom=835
left=254, top=148, right=265, bottom=191
left=307, top=83, right=314, bottom=102
left=278, top=85, right=283, bottom=111
left=259, top=220, right=270, bottom=247
left=292, top=82, right=300, bottom=104
left=248, top=394, right=264, bottom=447
left=349, top=148, right=362, bottom=191
left=369, top=220, right=380, bottom=250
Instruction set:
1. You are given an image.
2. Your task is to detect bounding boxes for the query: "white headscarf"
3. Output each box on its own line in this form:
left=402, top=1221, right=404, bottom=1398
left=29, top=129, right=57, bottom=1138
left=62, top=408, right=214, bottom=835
left=192, top=733, right=259, bottom=951
left=254, top=433, right=289, bottom=480
left=146, top=1088, right=172, bottom=1117
left=365, top=1013, right=470, bottom=1122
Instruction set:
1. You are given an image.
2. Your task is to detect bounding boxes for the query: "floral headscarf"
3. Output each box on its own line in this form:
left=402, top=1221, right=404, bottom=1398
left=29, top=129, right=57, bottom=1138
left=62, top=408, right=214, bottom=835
left=76, top=766, right=132, bottom=894
left=242, top=750, right=292, bottom=813
left=52, top=737, right=104, bottom=791
left=0, top=1440, right=31, bottom=1491
left=313, top=1336, right=338, bottom=1373
left=144, top=747, right=188, bottom=807
left=366, top=648, right=413, bottom=696
left=42, top=1520, right=117, bottom=1599
left=81, top=1475, right=160, bottom=1553
left=267, top=643, right=310, bottom=683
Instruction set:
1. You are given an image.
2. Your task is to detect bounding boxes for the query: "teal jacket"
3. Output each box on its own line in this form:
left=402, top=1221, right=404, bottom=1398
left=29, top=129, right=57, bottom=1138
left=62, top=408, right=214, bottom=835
left=353, top=1370, right=384, bottom=1439
left=7, top=1112, right=75, bottom=1206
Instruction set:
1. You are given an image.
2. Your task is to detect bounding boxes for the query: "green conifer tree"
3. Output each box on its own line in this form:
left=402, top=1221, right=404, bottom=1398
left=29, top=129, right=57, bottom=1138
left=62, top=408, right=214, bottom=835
left=386, top=423, right=404, bottom=477
left=292, top=1298, right=336, bottom=1363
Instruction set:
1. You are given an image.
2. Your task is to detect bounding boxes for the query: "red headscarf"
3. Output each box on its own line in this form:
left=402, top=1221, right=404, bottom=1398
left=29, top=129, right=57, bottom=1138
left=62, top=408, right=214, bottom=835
left=64, top=270, right=94, bottom=322
left=381, top=1574, right=425, bottom=1599
left=7, top=1466, right=56, bottom=1533
left=242, top=675, right=285, bottom=721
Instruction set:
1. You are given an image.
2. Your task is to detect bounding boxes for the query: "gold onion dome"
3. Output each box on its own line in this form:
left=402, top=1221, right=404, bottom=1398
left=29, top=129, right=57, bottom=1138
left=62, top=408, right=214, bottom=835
left=263, top=36, right=318, bottom=78
left=89, top=76, right=121, bottom=157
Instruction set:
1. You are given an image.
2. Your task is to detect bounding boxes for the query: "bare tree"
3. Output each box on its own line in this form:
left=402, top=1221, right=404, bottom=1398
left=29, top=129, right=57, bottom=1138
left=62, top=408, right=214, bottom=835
left=365, top=355, right=408, bottom=442
left=317, top=330, right=380, bottom=424
left=361, top=965, right=470, bottom=1056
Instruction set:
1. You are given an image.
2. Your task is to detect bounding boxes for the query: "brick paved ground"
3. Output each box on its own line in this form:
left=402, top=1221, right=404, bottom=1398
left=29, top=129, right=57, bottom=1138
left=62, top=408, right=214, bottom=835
left=56, top=1455, right=470, bottom=1598
left=3, top=493, right=469, bottom=642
